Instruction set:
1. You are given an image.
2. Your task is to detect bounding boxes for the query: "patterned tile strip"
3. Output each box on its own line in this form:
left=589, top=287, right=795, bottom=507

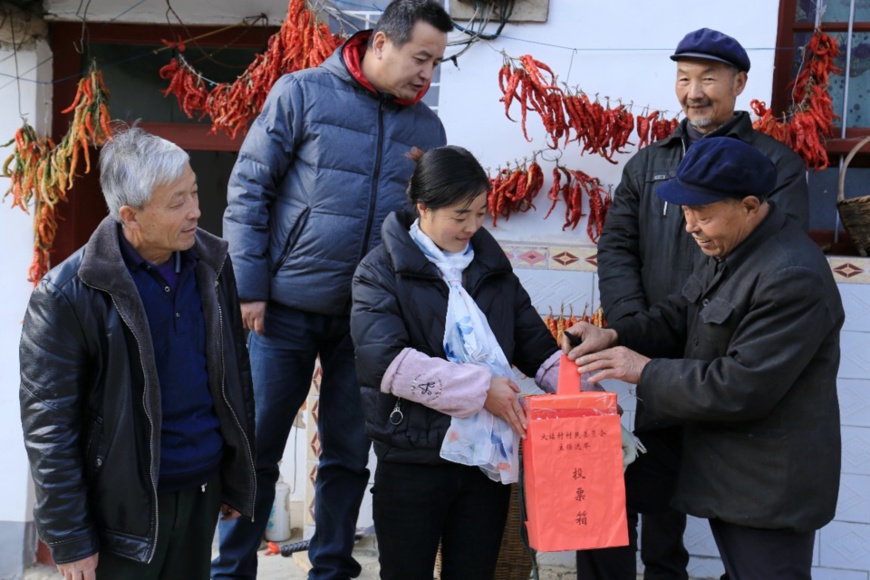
left=501, top=242, right=870, bottom=285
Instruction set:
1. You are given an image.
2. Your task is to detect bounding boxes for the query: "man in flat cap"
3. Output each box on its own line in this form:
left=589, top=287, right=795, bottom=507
left=586, top=28, right=811, bottom=579
left=568, top=137, right=842, bottom=580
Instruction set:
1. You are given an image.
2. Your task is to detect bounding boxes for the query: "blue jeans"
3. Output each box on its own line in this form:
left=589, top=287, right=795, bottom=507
left=211, top=303, right=371, bottom=580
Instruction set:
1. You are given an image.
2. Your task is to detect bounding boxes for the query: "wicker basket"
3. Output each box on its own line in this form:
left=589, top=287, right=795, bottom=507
left=837, top=135, right=870, bottom=256
left=493, top=483, right=533, bottom=580
left=434, top=482, right=532, bottom=580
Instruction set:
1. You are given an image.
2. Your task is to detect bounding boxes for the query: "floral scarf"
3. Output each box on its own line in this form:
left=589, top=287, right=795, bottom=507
left=410, top=219, right=519, bottom=484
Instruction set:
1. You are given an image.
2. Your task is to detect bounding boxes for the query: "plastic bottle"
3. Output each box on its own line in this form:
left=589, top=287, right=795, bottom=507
left=265, top=473, right=291, bottom=542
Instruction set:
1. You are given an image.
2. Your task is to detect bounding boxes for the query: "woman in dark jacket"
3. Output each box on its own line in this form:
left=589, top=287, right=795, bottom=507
left=351, top=146, right=561, bottom=579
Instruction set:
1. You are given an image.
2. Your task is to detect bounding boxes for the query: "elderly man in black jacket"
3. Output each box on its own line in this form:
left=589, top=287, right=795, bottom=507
left=567, top=137, right=842, bottom=580
left=590, top=28, right=811, bottom=580
left=19, top=126, right=256, bottom=579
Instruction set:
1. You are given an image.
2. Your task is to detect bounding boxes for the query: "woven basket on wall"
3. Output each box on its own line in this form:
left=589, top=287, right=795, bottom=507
left=837, top=135, right=870, bottom=257
left=434, top=482, right=532, bottom=580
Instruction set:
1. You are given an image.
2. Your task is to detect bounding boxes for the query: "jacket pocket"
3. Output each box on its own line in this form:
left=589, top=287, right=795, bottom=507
left=681, top=275, right=703, bottom=303
left=85, top=414, right=105, bottom=473
left=271, top=206, right=311, bottom=275
left=700, top=298, right=734, bottom=325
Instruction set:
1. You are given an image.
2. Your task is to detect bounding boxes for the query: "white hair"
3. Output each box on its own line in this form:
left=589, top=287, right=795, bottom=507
left=99, top=125, right=190, bottom=221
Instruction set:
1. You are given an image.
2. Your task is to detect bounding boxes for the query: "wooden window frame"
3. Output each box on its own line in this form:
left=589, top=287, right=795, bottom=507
left=772, top=0, right=870, bottom=252
left=772, top=0, right=870, bottom=152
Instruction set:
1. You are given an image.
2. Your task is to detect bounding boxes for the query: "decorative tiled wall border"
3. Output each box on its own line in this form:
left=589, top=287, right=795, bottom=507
left=501, top=241, right=870, bottom=285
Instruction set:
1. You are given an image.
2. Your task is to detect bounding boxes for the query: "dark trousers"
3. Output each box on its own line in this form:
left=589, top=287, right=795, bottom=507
left=97, top=476, right=221, bottom=579
left=212, top=304, right=371, bottom=580
left=710, top=519, right=815, bottom=580
left=372, top=460, right=511, bottom=580
left=576, top=427, right=688, bottom=580
left=640, top=510, right=689, bottom=580
left=575, top=513, right=639, bottom=579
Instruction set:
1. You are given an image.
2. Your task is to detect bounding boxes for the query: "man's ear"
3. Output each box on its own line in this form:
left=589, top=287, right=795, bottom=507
left=371, top=31, right=388, bottom=58
left=118, top=205, right=139, bottom=230
left=741, top=196, right=761, bottom=214
left=733, top=71, right=748, bottom=97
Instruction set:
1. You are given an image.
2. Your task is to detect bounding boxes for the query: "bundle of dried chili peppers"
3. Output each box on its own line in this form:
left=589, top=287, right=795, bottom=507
left=487, top=158, right=545, bottom=226
left=160, top=0, right=344, bottom=139
left=640, top=110, right=681, bottom=147
left=751, top=28, right=839, bottom=170
left=498, top=54, right=565, bottom=146
left=57, top=65, right=113, bottom=190
left=2, top=63, right=113, bottom=284
left=543, top=164, right=611, bottom=241
left=498, top=52, right=682, bottom=159
left=563, top=93, right=639, bottom=163
left=543, top=304, right=606, bottom=344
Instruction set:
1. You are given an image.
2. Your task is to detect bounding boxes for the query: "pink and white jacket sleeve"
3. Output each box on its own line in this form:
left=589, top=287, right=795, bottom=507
left=534, top=350, right=561, bottom=393
left=380, top=348, right=491, bottom=418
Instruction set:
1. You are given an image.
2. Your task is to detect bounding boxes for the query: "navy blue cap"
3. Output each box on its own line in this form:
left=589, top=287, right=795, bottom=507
left=671, top=28, right=751, bottom=72
left=656, top=137, right=776, bottom=206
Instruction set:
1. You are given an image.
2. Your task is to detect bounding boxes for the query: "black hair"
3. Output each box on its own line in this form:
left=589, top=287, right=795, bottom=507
left=406, top=145, right=490, bottom=211
left=370, top=0, right=453, bottom=48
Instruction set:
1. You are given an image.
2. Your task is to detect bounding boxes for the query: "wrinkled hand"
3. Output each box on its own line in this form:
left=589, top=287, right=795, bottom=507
left=58, top=553, right=98, bottom=580
left=561, top=322, right=619, bottom=359
left=241, top=301, right=267, bottom=335
left=621, top=425, right=637, bottom=472
left=575, top=346, right=650, bottom=385
left=220, top=503, right=241, bottom=521
left=484, top=376, right=526, bottom=438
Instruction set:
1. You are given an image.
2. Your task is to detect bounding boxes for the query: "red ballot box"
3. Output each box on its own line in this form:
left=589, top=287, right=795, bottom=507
left=522, top=391, right=628, bottom=552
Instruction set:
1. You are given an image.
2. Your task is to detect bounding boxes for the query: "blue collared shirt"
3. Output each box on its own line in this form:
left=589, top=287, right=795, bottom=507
left=119, top=230, right=223, bottom=493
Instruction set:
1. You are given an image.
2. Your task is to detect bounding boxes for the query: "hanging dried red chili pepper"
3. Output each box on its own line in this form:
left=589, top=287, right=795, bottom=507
left=2, top=62, right=114, bottom=284
left=752, top=28, right=839, bottom=170
left=159, top=0, right=344, bottom=139
left=487, top=157, right=546, bottom=226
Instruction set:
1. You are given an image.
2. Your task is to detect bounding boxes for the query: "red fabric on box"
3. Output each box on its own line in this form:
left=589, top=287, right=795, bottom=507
left=556, top=353, right=581, bottom=395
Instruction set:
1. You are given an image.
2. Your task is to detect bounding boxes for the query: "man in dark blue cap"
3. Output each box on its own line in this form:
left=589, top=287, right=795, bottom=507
left=589, top=27, right=811, bottom=580
left=566, top=137, right=843, bottom=580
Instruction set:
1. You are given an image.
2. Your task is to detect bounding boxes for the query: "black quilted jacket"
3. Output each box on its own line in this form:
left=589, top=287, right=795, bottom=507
left=351, top=210, right=557, bottom=465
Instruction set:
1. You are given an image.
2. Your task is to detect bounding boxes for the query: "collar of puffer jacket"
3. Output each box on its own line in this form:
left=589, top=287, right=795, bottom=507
left=341, top=30, right=430, bottom=106
left=380, top=210, right=513, bottom=283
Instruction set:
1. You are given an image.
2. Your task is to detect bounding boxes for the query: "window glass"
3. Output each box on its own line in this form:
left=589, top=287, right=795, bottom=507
left=796, top=0, right=870, bottom=23
left=837, top=33, right=870, bottom=127
left=824, top=0, right=870, bottom=22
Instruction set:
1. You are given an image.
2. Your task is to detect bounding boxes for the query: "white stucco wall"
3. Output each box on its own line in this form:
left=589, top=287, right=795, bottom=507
left=0, top=39, right=53, bottom=526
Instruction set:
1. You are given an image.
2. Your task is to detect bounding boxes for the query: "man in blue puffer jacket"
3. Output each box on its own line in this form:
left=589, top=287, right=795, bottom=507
left=214, top=2, right=451, bottom=578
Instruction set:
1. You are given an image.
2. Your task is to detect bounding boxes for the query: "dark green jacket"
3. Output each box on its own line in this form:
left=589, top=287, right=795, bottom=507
left=612, top=207, right=843, bottom=532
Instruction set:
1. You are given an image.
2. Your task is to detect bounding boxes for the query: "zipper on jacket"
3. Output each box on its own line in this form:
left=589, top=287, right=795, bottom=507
left=389, top=398, right=404, bottom=425
left=664, top=139, right=689, bottom=217
left=81, top=280, right=160, bottom=564
left=360, top=100, right=387, bottom=257
left=216, top=280, right=257, bottom=519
